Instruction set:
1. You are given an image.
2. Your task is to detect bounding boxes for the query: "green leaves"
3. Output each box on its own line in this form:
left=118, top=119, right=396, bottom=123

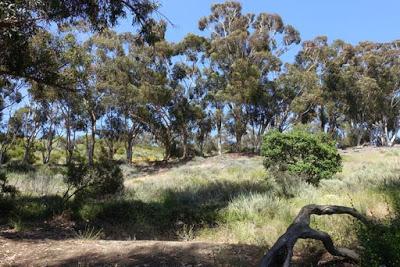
left=261, top=129, right=342, bottom=186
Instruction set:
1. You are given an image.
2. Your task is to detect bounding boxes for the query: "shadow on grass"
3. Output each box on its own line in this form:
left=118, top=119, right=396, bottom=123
left=129, top=157, right=194, bottom=177
left=78, top=179, right=274, bottom=240
left=356, top=178, right=400, bottom=267
left=0, top=178, right=273, bottom=242
left=4, top=161, right=37, bottom=173
left=0, top=195, right=75, bottom=240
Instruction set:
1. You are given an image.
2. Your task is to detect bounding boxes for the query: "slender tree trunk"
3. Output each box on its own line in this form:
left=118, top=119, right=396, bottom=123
left=199, top=138, right=205, bottom=157
left=126, top=137, right=134, bottom=164
left=356, top=133, right=362, bottom=147
left=217, top=118, right=222, bottom=156
left=23, top=142, right=32, bottom=164
left=255, top=123, right=268, bottom=153
left=217, top=128, right=222, bottom=155
left=42, top=135, right=54, bottom=164
left=108, top=141, right=114, bottom=160
left=164, top=138, right=171, bottom=161
left=65, top=115, right=74, bottom=165
left=319, top=106, right=328, bottom=132
left=182, top=128, right=188, bottom=159
left=87, top=113, right=96, bottom=166
left=235, top=132, right=242, bottom=152
left=215, top=107, right=223, bottom=156
left=0, top=148, right=5, bottom=164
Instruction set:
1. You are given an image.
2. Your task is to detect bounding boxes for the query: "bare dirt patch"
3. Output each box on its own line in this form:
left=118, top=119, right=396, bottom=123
left=0, top=233, right=262, bottom=267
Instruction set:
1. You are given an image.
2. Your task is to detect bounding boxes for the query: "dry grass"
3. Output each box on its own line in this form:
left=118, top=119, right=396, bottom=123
left=123, top=147, right=400, bottom=251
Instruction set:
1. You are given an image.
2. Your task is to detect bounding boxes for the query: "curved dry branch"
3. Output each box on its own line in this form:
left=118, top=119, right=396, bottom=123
left=260, top=204, right=372, bottom=267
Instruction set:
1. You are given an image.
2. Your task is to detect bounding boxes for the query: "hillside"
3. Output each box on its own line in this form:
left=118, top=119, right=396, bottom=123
left=1, top=147, right=400, bottom=266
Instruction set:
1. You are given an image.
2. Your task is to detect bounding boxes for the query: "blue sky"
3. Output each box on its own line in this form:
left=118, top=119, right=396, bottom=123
left=116, top=0, right=400, bottom=45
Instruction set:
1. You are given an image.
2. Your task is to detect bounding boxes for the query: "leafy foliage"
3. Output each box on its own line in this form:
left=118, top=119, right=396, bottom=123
left=261, top=129, right=342, bottom=185
left=358, top=221, right=400, bottom=267
left=64, top=158, right=124, bottom=201
left=0, top=171, right=17, bottom=197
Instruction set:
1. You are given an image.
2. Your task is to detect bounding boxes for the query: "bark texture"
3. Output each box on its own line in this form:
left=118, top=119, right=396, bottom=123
left=260, top=204, right=372, bottom=267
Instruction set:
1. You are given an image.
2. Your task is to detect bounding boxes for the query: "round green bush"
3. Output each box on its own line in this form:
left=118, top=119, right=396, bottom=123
left=261, top=129, right=342, bottom=186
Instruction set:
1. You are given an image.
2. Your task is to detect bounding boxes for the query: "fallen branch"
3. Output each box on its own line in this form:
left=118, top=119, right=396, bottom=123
left=260, top=204, right=372, bottom=267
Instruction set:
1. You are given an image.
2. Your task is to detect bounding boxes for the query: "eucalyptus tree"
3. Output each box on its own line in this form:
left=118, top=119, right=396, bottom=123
left=171, top=34, right=210, bottom=158
left=294, top=37, right=355, bottom=136
left=90, top=30, right=150, bottom=163
left=0, top=113, right=20, bottom=164
left=195, top=112, right=213, bottom=156
left=58, top=33, right=100, bottom=165
left=0, top=0, right=159, bottom=88
left=1, top=1, right=160, bottom=165
left=98, top=108, right=124, bottom=160
left=199, top=1, right=300, bottom=151
left=352, top=41, right=400, bottom=146
left=38, top=101, right=61, bottom=164
left=0, top=80, right=23, bottom=164
left=130, top=24, right=184, bottom=160
left=294, top=37, right=400, bottom=146
left=11, top=105, right=42, bottom=164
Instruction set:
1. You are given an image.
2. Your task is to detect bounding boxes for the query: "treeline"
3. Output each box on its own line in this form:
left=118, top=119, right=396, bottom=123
left=1, top=1, right=400, bottom=165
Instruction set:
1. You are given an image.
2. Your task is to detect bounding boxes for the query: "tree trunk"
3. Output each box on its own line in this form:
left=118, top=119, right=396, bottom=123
left=356, top=133, right=362, bottom=147
left=235, top=132, right=242, bottom=152
left=216, top=107, right=223, bottom=156
left=164, top=139, right=171, bottom=161
left=0, top=149, right=4, bottom=165
left=199, top=140, right=204, bottom=157
left=42, top=136, right=54, bottom=164
left=182, top=129, right=188, bottom=159
left=65, top=115, right=74, bottom=165
left=107, top=142, right=115, bottom=160
left=126, top=137, right=134, bottom=164
left=319, top=107, right=327, bottom=132
left=23, top=143, right=31, bottom=164
left=260, top=204, right=372, bottom=267
left=87, top=114, right=96, bottom=166
left=217, top=129, right=222, bottom=155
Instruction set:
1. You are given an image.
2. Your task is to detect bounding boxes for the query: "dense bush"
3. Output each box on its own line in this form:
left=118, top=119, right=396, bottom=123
left=64, top=158, right=124, bottom=201
left=0, top=172, right=18, bottom=221
left=358, top=221, right=400, bottom=267
left=0, top=171, right=17, bottom=197
left=261, top=129, right=342, bottom=186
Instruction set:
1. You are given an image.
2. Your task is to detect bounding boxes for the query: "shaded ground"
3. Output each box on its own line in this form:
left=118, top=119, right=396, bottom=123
left=4, top=148, right=397, bottom=266
left=0, top=233, right=262, bottom=267
left=0, top=231, right=355, bottom=267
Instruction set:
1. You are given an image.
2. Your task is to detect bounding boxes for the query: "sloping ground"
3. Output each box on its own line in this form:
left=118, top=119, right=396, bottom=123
left=2, top=148, right=399, bottom=266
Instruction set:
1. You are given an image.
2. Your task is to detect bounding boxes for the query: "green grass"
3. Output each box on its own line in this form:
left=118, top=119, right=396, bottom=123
left=2, top=147, right=400, bottom=265
left=121, top=148, right=400, bottom=251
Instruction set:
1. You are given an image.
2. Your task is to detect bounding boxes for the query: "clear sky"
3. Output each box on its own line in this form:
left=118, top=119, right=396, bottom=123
left=116, top=0, right=400, bottom=45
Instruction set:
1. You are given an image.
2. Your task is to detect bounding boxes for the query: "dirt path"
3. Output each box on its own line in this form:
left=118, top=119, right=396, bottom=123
left=0, top=229, right=357, bottom=267
left=0, top=235, right=262, bottom=267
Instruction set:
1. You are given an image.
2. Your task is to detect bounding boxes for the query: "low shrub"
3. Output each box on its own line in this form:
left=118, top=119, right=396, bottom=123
left=0, top=171, right=18, bottom=198
left=0, top=171, right=18, bottom=221
left=261, top=129, right=342, bottom=186
left=63, top=158, right=124, bottom=202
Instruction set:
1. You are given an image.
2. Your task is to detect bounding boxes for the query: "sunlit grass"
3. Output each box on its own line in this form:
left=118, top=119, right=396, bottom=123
left=124, top=147, right=400, bottom=251
left=4, top=146, right=400, bottom=255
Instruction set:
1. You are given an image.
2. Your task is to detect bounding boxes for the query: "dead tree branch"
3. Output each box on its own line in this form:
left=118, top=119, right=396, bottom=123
left=260, top=204, right=373, bottom=267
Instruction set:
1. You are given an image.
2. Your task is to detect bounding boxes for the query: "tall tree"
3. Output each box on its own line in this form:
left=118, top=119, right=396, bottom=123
left=199, top=1, right=300, bottom=151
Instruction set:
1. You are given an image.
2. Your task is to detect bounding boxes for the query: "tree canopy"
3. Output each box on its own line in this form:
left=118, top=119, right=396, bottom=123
left=1, top=0, right=400, bottom=166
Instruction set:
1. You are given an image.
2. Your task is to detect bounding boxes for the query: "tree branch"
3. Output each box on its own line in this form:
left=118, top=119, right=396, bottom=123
left=260, top=204, right=372, bottom=267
